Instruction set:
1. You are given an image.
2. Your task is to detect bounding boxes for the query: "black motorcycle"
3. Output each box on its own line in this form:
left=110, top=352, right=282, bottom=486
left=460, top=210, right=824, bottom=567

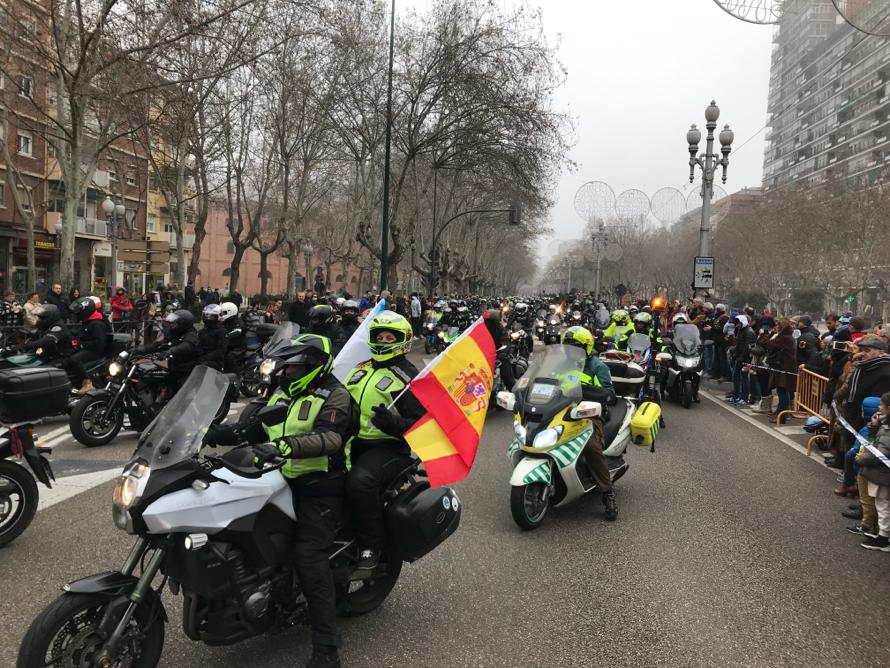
left=68, top=352, right=234, bottom=447
left=236, top=322, right=284, bottom=398
left=18, top=367, right=460, bottom=667
left=543, top=315, right=561, bottom=345
left=659, top=324, right=703, bottom=409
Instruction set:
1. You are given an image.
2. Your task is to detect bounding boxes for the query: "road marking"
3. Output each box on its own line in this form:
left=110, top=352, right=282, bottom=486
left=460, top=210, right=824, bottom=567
left=37, top=467, right=121, bottom=511
left=776, top=425, right=807, bottom=436
left=700, top=389, right=822, bottom=463
left=36, top=425, right=70, bottom=443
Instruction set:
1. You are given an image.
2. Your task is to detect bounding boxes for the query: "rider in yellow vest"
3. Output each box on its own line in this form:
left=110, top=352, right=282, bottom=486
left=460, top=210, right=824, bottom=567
left=344, top=311, right=426, bottom=571
left=205, top=333, right=352, bottom=668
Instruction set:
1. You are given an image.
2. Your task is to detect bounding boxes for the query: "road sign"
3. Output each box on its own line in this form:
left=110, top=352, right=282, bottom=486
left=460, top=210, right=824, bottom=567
left=118, top=250, right=146, bottom=262
left=693, top=256, right=715, bottom=290
left=118, top=239, right=146, bottom=252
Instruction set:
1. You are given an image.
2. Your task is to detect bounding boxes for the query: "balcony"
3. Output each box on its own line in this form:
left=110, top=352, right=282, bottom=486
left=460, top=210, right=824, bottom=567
left=69, top=217, right=108, bottom=239
left=168, top=231, right=195, bottom=250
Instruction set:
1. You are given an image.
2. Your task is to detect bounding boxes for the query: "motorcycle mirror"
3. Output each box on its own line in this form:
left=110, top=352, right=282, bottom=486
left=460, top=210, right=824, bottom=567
left=496, top=391, right=516, bottom=412
left=570, top=401, right=602, bottom=420
left=257, top=404, right=288, bottom=426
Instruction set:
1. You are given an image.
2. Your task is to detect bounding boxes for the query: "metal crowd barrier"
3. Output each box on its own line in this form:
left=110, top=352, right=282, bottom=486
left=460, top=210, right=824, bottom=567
left=776, top=364, right=830, bottom=455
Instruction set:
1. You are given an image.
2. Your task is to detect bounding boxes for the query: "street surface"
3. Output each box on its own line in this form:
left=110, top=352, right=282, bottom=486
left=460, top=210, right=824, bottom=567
left=1, top=358, right=889, bottom=667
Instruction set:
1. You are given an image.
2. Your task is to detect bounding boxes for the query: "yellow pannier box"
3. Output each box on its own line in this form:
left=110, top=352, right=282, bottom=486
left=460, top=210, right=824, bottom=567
left=630, top=401, right=661, bottom=448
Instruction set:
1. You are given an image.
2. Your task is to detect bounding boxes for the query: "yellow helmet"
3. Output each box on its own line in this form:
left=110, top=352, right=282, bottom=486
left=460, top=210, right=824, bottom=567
left=561, top=326, right=594, bottom=356
left=367, top=310, right=413, bottom=361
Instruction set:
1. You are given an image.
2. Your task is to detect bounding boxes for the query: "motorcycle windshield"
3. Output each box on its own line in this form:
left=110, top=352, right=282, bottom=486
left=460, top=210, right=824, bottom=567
left=627, top=333, right=651, bottom=354
left=516, top=344, right=585, bottom=404
left=133, top=366, right=230, bottom=469
left=594, top=309, right=610, bottom=329
left=673, top=324, right=701, bottom=356
left=263, top=322, right=301, bottom=358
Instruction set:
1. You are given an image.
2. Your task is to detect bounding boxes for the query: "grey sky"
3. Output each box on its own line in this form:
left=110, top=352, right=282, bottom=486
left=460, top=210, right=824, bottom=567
left=540, top=0, right=774, bottom=255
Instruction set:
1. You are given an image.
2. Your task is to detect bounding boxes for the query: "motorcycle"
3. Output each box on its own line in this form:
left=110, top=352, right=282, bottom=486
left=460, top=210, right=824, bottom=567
left=237, top=322, right=286, bottom=398
left=436, top=325, right=461, bottom=352
left=658, top=324, right=703, bottom=409
left=534, top=309, right=547, bottom=341
left=543, top=315, right=561, bottom=345
left=0, top=422, right=55, bottom=547
left=497, top=344, right=634, bottom=530
left=423, top=319, right=440, bottom=354
left=626, top=333, right=665, bottom=427
left=18, top=367, right=461, bottom=668
left=509, top=322, right=532, bottom=361
left=237, top=322, right=303, bottom=426
left=68, top=351, right=234, bottom=447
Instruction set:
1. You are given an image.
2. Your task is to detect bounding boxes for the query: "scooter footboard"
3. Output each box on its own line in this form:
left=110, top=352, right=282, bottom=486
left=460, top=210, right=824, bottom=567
left=510, top=457, right=552, bottom=486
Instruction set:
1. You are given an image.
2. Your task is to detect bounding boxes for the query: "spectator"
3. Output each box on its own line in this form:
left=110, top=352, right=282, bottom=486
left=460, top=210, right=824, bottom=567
left=45, top=283, right=69, bottom=314
left=857, top=390, right=890, bottom=551
left=823, top=313, right=840, bottom=341
left=205, top=288, right=220, bottom=305
left=726, top=314, right=756, bottom=407
left=111, top=288, right=134, bottom=322
left=184, top=282, right=195, bottom=308
left=22, top=292, right=41, bottom=332
left=0, top=290, right=23, bottom=331
left=766, top=318, right=798, bottom=423
left=288, top=292, right=309, bottom=328
left=845, top=335, right=890, bottom=432
left=229, top=289, right=243, bottom=309
left=197, top=286, right=207, bottom=305
left=68, top=287, right=81, bottom=303
left=219, top=283, right=230, bottom=299
left=796, top=315, right=820, bottom=367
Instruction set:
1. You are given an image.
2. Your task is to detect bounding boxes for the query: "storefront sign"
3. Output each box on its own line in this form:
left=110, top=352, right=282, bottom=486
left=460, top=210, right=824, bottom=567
left=35, top=240, right=56, bottom=250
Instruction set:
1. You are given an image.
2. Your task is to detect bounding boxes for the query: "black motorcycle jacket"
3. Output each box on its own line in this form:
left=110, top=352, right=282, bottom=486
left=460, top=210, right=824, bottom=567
left=78, top=314, right=110, bottom=355
left=198, top=324, right=228, bottom=370
left=21, top=322, right=73, bottom=357
left=223, top=316, right=247, bottom=352
left=137, top=328, right=201, bottom=378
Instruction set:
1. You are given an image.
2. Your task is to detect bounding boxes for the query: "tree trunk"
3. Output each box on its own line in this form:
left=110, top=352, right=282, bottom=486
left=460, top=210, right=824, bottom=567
left=25, top=215, right=35, bottom=293
left=229, top=247, right=246, bottom=294
left=61, top=195, right=79, bottom=289
left=286, top=245, right=300, bottom=298
left=259, top=252, right=269, bottom=296
left=187, top=220, right=206, bottom=286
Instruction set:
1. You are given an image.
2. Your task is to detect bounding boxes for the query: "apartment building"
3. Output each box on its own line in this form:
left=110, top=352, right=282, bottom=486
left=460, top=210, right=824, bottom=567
left=763, top=0, right=890, bottom=191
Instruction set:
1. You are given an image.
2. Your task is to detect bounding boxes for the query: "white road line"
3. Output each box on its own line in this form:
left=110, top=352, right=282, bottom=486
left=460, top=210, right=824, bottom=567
left=37, top=425, right=70, bottom=442
left=37, top=467, right=121, bottom=511
left=41, top=434, right=73, bottom=450
left=700, top=389, right=823, bottom=463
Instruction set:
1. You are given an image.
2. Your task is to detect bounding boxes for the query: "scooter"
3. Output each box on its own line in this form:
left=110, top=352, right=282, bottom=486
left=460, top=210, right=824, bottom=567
left=658, top=323, right=703, bottom=409
left=497, top=344, right=637, bottom=530
left=19, top=367, right=460, bottom=667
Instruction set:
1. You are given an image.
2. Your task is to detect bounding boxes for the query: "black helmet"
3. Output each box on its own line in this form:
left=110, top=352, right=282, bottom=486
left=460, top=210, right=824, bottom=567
left=69, top=296, right=97, bottom=321
left=37, top=304, right=61, bottom=330
left=308, top=304, right=334, bottom=331
left=274, top=334, right=333, bottom=397
left=164, top=309, right=195, bottom=337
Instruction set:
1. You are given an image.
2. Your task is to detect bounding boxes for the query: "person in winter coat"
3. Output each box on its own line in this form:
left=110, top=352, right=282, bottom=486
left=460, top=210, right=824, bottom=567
left=796, top=315, right=821, bottom=367
left=110, top=288, right=134, bottom=322
left=68, top=297, right=110, bottom=393
left=857, top=390, right=890, bottom=551
left=726, top=314, right=756, bottom=406
left=197, top=304, right=227, bottom=371
left=44, top=283, right=69, bottom=315
left=22, top=292, right=41, bottom=332
left=766, top=319, right=798, bottom=423
left=845, top=335, right=890, bottom=431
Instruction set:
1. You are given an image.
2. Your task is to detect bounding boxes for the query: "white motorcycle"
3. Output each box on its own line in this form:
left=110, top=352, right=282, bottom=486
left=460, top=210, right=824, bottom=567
left=497, top=345, right=635, bottom=530
left=18, top=366, right=461, bottom=667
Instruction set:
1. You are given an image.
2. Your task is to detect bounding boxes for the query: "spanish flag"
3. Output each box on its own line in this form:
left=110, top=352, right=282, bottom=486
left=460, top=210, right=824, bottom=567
left=404, top=317, right=497, bottom=487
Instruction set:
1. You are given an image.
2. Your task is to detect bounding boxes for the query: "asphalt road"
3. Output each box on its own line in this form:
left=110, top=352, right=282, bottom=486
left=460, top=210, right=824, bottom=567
left=2, top=368, right=889, bottom=667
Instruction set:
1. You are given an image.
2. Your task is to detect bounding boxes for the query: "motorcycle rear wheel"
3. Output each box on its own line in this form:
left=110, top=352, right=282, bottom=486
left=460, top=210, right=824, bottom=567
left=70, top=396, right=124, bottom=447
left=338, top=558, right=403, bottom=617
left=0, top=460, right=38, bottom=547
left=17, top=592, right=164, bottom=668
left=510, top=483, right=550, bottom=530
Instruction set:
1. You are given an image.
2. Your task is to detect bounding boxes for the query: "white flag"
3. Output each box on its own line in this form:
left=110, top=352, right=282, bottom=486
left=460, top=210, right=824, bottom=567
left=332, top=299, right=386, bottom=382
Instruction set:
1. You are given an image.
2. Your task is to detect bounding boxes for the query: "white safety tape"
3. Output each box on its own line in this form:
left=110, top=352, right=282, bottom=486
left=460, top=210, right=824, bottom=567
left=832, top=401, right=890, bottom=470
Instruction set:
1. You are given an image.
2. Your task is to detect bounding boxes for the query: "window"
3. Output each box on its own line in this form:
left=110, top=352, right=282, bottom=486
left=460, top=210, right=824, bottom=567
left=17, top=185, right=31, bottom=211
left=126, top=171, right=137, bottom=186
left=47, top=84, right=57, bottom=106
left=16, top=130, right=32, bottom=157
left=226, top=241, right=235, bottom=254
left=108, top=168, right=118, bottom=182
left=18, top=18, right=35, bottom=43
left=47, top=142, right=56, bottom=158
left=146, top=214, right=158, bottom=233
left=0, top=181, right=5, bottom=209
left=0, top=72, right=5, bottom=89
left=18, top=75, right=32, bottom=98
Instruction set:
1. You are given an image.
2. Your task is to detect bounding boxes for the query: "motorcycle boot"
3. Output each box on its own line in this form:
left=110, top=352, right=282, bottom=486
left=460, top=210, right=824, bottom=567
left=602, top=490, right=618, bottom=521
left=306, top=645, right=341, bottom=668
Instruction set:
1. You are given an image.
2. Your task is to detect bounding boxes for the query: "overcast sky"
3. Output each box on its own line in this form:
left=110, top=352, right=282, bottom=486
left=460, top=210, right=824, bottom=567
left=540, top=0, right=774, bottom=255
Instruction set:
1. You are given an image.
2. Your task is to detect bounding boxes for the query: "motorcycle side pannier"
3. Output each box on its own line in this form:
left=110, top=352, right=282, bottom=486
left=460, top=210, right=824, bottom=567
left=385, top=482, right=461, bottom=562
left=630, top=400, right=661, bottom=447
left=0, top=367, right=71, bottom=422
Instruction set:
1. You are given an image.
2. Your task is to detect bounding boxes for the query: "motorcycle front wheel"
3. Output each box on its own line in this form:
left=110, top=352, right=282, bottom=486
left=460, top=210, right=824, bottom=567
left=510, top=483, right=550, bottom=530
left=0, top=460, right=38, bottom=547
left=17, top=592, right=164, bottom=668
left=681, top=380, right=693, bottom=409
left=338, top=557, right=403, bottom=617
left=70, top=396, right=124, bottom=447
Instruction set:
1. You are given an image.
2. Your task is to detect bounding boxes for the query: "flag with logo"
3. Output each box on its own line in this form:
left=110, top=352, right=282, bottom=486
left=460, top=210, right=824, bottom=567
left=332, top=299, right=386, bottom=383
left=404, top=317, right=497, bottom=486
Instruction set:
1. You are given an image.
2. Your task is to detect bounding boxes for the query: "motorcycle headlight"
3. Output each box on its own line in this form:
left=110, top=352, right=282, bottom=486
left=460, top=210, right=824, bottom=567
left=108, top=361, right=125, bottom=377
left=533, top=425, right=563, bottom=448
left=679, top=356, right=698, bottom=368
left=550, top=319, right=559, bottom=325
left=510, top=332, right=520, bottom=340
left=259, top=358, right=277, bottom=376
left=536, top=319, right=544, bottom=326
left=112, top=459, right=149, bottom=533
left=438, top=332, right=445, bottom=339
left=426, top=323, right=435, bottom=331
left=513, top=420, right=526, bottom=441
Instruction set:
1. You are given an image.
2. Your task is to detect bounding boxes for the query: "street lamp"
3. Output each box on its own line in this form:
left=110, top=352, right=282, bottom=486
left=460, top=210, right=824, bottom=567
left=303, top=241, right=314, bottom=293
left=590, top=220, right=609, bottom=300
left=103, top=194, right=126, bottom=294
left=687, top=100, right=733, bottom=293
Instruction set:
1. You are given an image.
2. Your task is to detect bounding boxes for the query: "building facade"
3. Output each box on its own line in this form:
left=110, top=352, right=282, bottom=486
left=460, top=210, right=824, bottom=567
left=763, top=0, right=890, bottom=191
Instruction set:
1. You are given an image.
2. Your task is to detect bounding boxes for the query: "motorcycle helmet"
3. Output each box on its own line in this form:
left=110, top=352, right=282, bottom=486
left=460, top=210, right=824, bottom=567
left=164, top=309, right=195, bottom=338
left=36, top=304, right=61, bottom=331
left=610, top=309, right=629, bottom=325
left=341, top=299, right=359, bottom=321
left=219, top=302, right=239, bottom=322
left=514, top=302, right=529, bottom=317
left=672, top=313, right=688, bottom=326
left=628, top=305, right=639, bottom=315
left=202, top=303, right=222, bottom=328
left=633, top=311, right=652, bottom=333
left=69, top=296, right=97, bottom=321
left=483, top=308, right=501, bottom=322
left=275, top=334, right=333, bottom=398
left=335, top=297, right=346, bottom=308
left=561, top=326, right=594, bottom=356
left=368, top=311, right=413, bottom=362
left=307, top=304, right=334, bottom=331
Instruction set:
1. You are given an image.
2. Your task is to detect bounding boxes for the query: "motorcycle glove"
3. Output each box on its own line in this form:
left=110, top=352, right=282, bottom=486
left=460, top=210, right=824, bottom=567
left=253, top=442, right=283, bottom=467
left=204, top=423, right=239, bottom=447
left=370, top=403, right=414, bottom=436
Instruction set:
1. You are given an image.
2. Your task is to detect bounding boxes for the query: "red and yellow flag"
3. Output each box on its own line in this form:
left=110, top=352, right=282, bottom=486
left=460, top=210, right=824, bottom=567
left=404, top=318, right=497, bottom=487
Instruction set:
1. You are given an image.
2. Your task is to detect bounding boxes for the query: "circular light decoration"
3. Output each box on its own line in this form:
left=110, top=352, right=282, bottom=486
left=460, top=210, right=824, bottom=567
left=686, top=184, right=731, bottom=226
left=615, top=189, right=651, bottom=228
left=650, top=187, right=687, bottom=226
left=832, top=0, right=890, bottom=37
left=712, top=0, right=782, bottom=24
left=574, top=181, right=616, bottom=224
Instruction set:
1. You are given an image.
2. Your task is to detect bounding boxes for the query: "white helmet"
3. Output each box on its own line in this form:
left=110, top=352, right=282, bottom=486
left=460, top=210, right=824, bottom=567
left=672, top=313, right=688, bottom=325
left=202, top=304, right=222, bottom=321
left=335, top=297, right=346, bottom=307
left=219, top=302, right=238, bottom=321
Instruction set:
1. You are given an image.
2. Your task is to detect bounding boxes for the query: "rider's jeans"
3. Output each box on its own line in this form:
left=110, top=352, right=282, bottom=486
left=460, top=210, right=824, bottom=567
left=583, top=417, right=612, bottom=493
left=732, top=359, right=749, bottom=402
